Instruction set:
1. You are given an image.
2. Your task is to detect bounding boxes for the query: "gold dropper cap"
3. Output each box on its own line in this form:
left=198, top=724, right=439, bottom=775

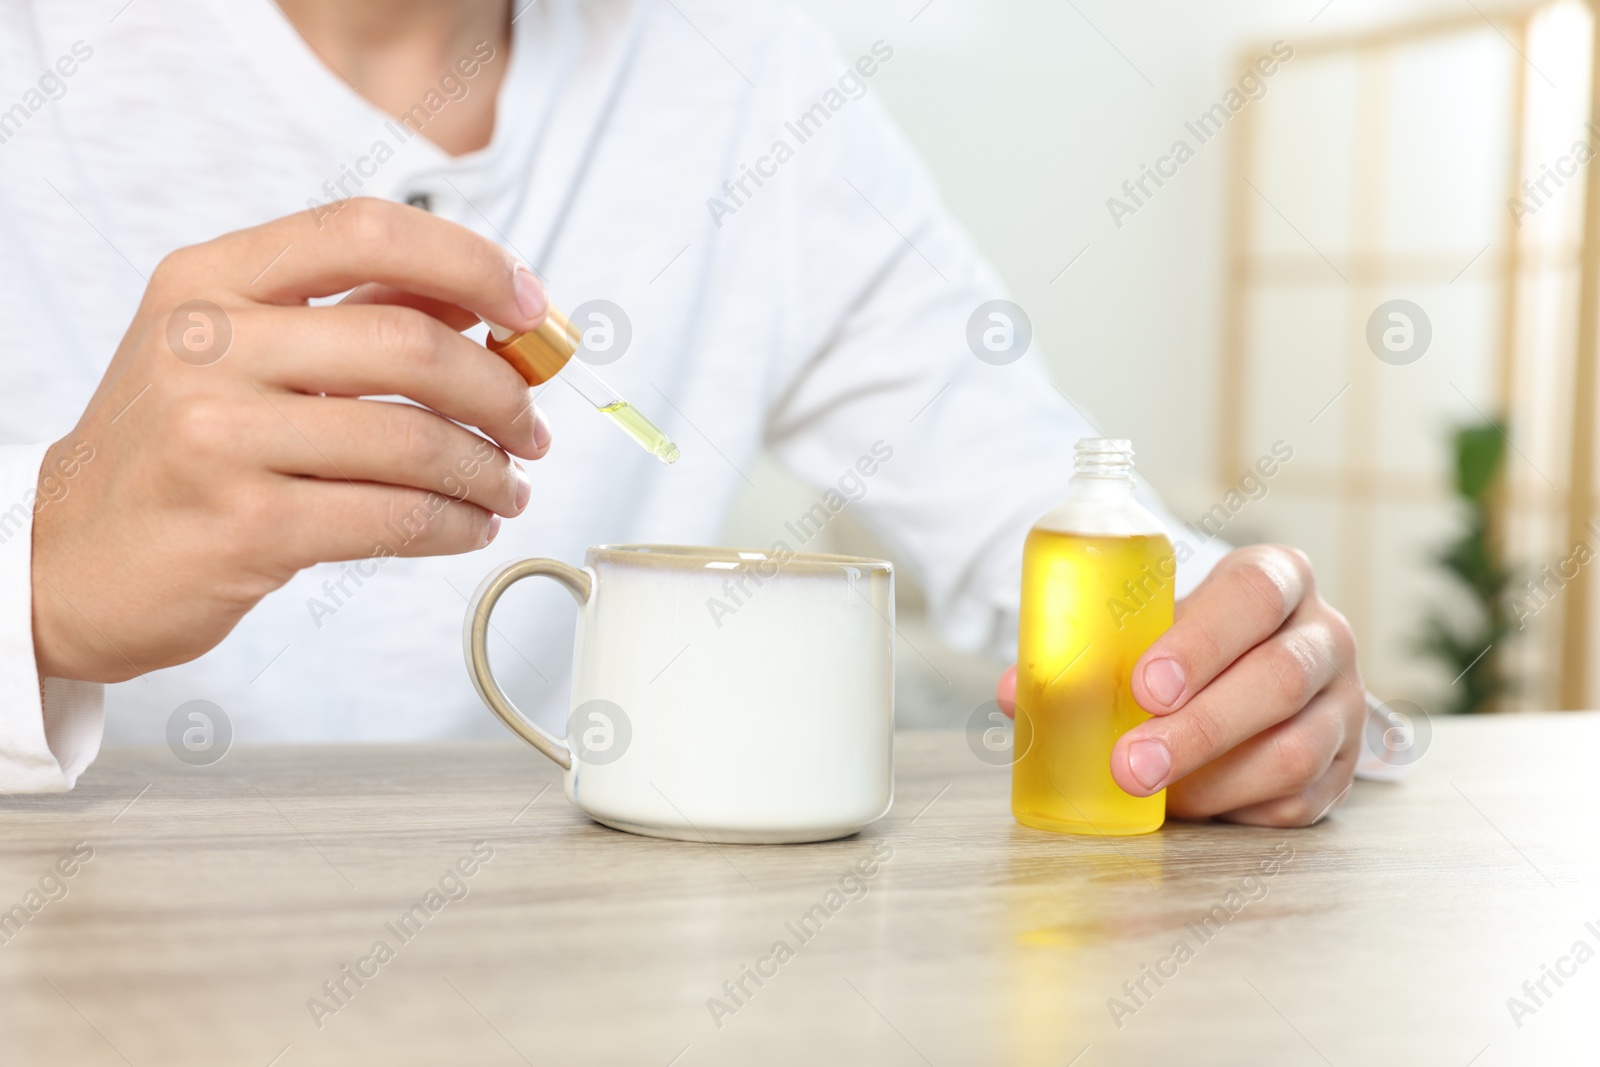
left=485, top=307, right=577, bottom=386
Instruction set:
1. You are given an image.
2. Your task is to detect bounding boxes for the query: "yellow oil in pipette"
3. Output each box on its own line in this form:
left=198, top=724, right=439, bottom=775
left=598, top=401, right=680, bottom=463
left=483, top=307, right=680, bottom=464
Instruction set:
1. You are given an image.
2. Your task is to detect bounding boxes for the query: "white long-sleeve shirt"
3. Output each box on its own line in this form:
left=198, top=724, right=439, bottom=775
left=0, top=0, right=1233, bottom=790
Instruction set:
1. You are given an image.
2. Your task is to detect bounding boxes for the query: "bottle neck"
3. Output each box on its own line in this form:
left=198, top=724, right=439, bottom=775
left=1032, top=436, right=1167, bottom=538
left=1070, top=438, right=1135, bottom=496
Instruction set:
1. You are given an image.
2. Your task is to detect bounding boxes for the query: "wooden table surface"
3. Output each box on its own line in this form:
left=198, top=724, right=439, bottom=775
left=0, top=713, right=1593, bottom=1066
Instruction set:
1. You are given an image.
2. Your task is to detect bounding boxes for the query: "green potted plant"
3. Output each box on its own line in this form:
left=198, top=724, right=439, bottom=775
left=1416, top=421, right=1515, bottom=714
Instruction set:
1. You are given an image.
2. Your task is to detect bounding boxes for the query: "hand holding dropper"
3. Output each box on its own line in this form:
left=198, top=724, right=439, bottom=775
left=482, top=307, right=680, bottom=464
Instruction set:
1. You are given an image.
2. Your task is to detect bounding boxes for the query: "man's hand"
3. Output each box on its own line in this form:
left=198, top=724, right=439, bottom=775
left=997, top=544, right=1364, bottom=828
left=33, top=199, right=550, bottom=683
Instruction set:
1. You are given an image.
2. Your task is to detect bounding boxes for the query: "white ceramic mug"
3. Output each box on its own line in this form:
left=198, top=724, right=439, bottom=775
left=464, top=544, right=895, bottom=843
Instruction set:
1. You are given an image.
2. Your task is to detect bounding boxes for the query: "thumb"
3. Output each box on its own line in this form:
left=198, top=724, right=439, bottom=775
left=995, top=664, right=1017, bottom=718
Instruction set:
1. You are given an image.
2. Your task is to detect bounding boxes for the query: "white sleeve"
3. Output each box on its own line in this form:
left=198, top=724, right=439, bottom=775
left=755, top=23, right=1227, bottom=663
left=0, top=443, right=103, bottom=793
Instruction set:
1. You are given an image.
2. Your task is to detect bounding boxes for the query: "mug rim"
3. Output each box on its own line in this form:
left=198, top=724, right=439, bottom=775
left=591, top=543, right=893, bottom=573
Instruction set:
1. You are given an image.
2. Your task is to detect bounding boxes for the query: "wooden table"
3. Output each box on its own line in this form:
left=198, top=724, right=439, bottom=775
left=0, top=714, right=1592, bottom=1066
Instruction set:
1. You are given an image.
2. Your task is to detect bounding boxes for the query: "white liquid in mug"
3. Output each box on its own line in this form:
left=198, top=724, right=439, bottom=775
left=565, top=549, right=894, bottom=843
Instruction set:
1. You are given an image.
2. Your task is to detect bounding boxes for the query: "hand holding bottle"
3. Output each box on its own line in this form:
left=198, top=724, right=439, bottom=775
left=998, top=543, right=1364, bottom=829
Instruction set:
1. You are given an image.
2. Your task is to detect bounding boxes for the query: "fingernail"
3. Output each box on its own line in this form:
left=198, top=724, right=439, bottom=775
left=485, top=514, right=502, bottom=545
left=1143, top=658, right=1186, bottom=707
left=512, top=463, right=530, bottom=513
left=532, top=406, right=552, bottom=452
left=513, top=266, right=546, bottom=327
left=1127, top=739, right=1173, bottom=793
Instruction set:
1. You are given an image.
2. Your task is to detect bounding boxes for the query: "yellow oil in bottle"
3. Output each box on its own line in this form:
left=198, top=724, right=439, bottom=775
left=598, top=401, right=680, bottom=464
left=1012, top=527, right=1173, bottom=836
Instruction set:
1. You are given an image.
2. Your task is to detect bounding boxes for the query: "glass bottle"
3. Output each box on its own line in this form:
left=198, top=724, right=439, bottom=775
left=1012, top=438, right=1175, bottom=835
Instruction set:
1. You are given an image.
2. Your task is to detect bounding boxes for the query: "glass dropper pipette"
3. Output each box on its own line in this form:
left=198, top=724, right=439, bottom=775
left=482, top=308, right=680, bottom=464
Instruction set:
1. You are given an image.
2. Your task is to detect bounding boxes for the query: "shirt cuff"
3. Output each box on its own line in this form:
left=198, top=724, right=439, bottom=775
left=1355, top=690, right=1416, bottom=781
left=0, top=442, right=104, bottom=793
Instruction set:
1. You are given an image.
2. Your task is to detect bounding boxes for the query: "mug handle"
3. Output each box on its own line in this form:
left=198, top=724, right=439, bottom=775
left=464, top=558, right=593, bottom=771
